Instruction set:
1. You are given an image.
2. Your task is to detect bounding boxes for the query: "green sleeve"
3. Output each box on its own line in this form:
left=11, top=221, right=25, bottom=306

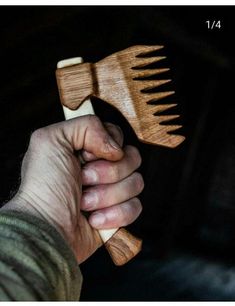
left=0, top=210, right=82, bottom=301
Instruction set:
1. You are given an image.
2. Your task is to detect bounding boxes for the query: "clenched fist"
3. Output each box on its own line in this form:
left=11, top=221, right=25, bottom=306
left=3, top=115, right=144, bottom=263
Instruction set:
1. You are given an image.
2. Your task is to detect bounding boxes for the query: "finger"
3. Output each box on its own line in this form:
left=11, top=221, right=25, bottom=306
left=89, top=197, right=142, bottom=229
left=52, top=115, right=124, bottom=161
left=81, top=123, right=124, bottom=162
left=81, top=172, right=144, bottom=211
left=104, top=122, right=124, bottom=148
left=82, top=145, right=141, bottom=185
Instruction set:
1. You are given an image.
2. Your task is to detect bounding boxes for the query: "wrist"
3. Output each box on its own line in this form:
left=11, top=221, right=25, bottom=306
left=1, top=191, right=45, bottom=220
left=1, top=191, right=65, bottom=239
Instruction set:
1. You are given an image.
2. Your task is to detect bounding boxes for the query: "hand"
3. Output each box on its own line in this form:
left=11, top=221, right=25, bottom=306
left=2, top=115, right=143, bottom=263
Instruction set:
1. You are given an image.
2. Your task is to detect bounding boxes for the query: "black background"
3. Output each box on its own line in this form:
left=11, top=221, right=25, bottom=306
left=0, top=6, right=235, bottom=300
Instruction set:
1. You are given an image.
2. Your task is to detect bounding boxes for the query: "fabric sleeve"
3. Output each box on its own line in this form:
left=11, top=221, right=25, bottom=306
left=0, top=210, right=82, bottom=301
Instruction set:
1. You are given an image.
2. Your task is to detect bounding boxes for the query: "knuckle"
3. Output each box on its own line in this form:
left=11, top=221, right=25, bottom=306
left=88, top=114, right=100, bottom=126
left=110, top=198, right=143, bottom=227
left=127, top=145, right=142, bottom=168
left=133, top=172, right=145, bottom=193
left=30, top=128, right=47, bottom=146
left=122, top=198, right=142, bottom=225
left=130, top=197, right=143, bottom=217
left=31, top=128, right=44, bottom=140
left=130, top=197, right=143, bottom=220
left=132, top=196, right=142, bottom=208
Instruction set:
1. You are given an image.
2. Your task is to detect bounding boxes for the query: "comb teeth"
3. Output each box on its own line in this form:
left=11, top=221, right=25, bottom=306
left=136, top=110, right=184, bottom=147
left=143, top=91, right=175, bottom=103
left=164, top=125, right=183, bottom=133
left=132, top=56, right=166, bottom=69
left=129, top=45, right=164, bottom=57
left=158, top=114, right=180, bottom=123
left=57, top=44, right=185, bottom=148
left=148, top=103, right=177, bottom=114
left=138, top=79, right=171, bottom=91
left=120, top=45, right=184, bottom=147
left=132, top=67, right=170, bottom=79
left=141, top=102, right=181, bottom=129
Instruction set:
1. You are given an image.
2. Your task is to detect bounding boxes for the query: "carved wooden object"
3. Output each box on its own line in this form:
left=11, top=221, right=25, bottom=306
left=57, top=57, right=142, bottom=266
left=56, top=45, right=185, bottom=266
left=56, top=45, right=185, bottom=148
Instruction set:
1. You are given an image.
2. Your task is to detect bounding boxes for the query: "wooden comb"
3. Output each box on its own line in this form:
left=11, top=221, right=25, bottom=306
left=56, top=45, right=185, bottom=148
left=56, top=45, right=185, bottom=266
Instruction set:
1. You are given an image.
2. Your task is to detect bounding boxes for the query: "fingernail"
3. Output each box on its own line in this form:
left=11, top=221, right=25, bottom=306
left=83, top=192, right=98, bottom=209
left=115, top=124, right=123, bottom=136
left=108, top=136, right=121, bottom=150
left=90, top=212, right=106, bottom=227
left=83, top=168, right=98, bottom=184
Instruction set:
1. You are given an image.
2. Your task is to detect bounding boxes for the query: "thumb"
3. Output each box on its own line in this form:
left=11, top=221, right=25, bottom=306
left=59, top=115, right=124, bottom=161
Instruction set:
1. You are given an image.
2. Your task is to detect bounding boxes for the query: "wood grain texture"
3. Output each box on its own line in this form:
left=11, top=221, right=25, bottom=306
left=105, top=228, right=142, bottom=266
left=57, top=57, right=142, bottom=266
left=56, top=62, right=94, bottom=110
left=56, top=45, right=185, bottom=148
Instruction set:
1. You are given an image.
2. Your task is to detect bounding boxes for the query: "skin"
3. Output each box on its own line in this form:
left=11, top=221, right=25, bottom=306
left=2, top=115, right=144, bottom=263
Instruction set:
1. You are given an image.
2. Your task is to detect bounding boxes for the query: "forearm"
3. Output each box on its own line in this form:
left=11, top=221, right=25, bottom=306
left=0, top=209, right=82, bottom=301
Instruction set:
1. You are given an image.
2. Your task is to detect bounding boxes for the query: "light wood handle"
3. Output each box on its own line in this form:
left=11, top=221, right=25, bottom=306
left=57, top=57, right=142, bottom=265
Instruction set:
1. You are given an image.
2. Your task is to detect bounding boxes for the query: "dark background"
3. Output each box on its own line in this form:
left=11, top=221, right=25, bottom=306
left=0, top=6, right=235, bottom=300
